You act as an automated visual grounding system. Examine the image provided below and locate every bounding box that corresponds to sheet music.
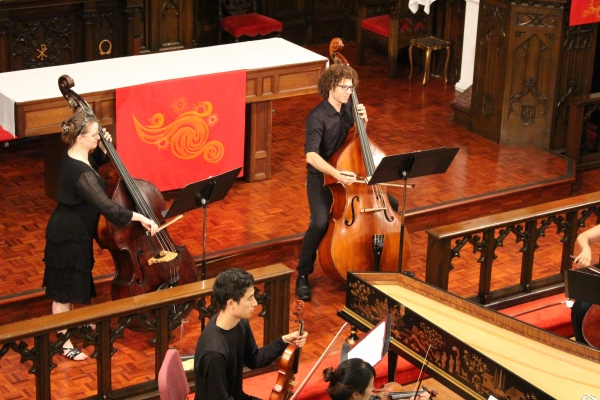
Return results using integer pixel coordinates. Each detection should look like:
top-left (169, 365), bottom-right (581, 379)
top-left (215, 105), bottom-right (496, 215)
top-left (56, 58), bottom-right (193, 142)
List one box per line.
top-left (347, 318), bottom-right (387, 367)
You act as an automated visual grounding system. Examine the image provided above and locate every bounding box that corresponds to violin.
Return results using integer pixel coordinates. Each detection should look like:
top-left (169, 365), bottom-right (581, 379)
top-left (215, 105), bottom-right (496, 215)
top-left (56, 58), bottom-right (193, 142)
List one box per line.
top-left (58, 75), bottom-right (198, 303)
top-left (317, 37), bottom-right (410, 284)
top-left (370, 381), bottom-right (437, 399)
top-left (270, 300), bottom-right (305, 400)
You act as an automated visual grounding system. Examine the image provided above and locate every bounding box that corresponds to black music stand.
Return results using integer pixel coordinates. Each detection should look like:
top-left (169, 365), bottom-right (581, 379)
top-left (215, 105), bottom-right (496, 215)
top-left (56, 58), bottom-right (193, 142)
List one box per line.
top-left (565, 267), bottom-right (600, 305)
top-left (164, 167), bottom-right (242, 280)
top-left (368, 147), bottom-right (459, 272)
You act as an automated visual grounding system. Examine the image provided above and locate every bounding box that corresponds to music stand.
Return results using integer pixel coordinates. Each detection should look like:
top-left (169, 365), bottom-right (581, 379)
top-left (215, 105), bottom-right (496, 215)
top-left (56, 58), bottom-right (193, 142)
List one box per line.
top-left (565, 267), bottom-right (600, 305)
top-left (165, 167), bottom-right (242, 280)
top-left (368, 147), bottom-right (459, 271)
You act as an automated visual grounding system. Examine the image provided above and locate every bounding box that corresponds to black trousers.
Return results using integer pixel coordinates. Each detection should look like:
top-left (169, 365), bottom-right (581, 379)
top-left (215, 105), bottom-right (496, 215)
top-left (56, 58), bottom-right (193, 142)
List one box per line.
top-left (296, 173), bottom-right (399, 276)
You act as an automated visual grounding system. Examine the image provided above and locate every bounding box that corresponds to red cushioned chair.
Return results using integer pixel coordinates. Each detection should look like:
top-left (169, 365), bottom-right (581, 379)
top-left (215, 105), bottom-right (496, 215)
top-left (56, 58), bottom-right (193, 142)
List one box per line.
top-left (218, 0), bottom-right (283, 44)
top-left (356, 0), bottom-right (433, 78)
top-left (158, 349), bottom-right (194, 400)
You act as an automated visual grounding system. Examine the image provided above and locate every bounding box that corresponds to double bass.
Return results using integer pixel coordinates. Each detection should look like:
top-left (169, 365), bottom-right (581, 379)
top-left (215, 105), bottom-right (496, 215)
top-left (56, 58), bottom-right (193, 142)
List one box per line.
top-left (317, 38), bottom-right (410, 284)
top-left (58, 75), bottom-right (198, 301)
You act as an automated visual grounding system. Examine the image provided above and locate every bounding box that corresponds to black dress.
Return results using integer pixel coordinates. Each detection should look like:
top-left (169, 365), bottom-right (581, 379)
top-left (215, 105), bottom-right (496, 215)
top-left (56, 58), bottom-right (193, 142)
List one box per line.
top-left (43, 147), bottom-right (133, 305)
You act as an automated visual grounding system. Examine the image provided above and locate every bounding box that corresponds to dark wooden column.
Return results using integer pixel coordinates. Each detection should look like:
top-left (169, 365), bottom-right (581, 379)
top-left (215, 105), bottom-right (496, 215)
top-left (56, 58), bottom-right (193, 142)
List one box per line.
top-left (470, 0), bottom-right (597, 150)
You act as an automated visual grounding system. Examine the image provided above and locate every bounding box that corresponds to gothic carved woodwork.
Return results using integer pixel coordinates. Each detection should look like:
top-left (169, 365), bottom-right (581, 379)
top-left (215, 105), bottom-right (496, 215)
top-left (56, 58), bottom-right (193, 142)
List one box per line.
top-left (470, 0), bottom-right (597, 150)
top-left (0, 1), bottom-right (141, 72)
top-left (553, 23), bottom-right (598, 150)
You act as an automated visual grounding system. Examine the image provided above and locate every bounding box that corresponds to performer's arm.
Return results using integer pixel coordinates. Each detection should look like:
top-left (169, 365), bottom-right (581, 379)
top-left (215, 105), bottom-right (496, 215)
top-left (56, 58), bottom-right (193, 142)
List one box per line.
top-left (574, 224), bottom-right (600, 266)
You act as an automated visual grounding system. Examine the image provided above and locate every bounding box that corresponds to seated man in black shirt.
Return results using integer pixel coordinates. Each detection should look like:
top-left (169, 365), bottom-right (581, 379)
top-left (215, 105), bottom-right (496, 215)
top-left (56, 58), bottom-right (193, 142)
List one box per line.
top-left (194, 268), bottom-right (307, 400)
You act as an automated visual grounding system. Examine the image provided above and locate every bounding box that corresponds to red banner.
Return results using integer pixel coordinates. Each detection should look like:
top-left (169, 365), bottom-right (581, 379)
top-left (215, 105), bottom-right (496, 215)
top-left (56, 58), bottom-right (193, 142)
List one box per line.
top-left (570, 0), bottom-right (600, 26)
top-left (116, 71), bottom-right (246, 191)
top-left (0, 126), bottom-right (15, 142)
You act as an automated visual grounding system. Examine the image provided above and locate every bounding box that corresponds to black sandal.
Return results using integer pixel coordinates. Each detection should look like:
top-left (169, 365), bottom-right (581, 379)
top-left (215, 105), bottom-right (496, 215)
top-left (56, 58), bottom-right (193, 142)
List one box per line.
top-left (62, 347), bottom-right (85, 361)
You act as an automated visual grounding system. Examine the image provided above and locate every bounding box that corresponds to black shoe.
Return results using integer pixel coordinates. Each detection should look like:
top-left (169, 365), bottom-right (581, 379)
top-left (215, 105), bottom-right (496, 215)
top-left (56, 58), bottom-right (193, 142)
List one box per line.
top-left (295, 275), bottom-right (311, 300)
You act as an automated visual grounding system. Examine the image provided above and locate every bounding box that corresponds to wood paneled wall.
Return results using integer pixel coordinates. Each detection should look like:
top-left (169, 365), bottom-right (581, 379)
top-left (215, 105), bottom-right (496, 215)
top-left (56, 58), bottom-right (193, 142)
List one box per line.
top-left (0, 0), bottom-right (457, 74)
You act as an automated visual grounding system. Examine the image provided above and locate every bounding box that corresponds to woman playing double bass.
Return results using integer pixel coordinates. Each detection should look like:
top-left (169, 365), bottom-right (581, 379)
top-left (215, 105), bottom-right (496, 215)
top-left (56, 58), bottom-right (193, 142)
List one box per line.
top-left (296, 63), bottom-right (399, 301)
top-left (43, 111), bottom-right (158, 361)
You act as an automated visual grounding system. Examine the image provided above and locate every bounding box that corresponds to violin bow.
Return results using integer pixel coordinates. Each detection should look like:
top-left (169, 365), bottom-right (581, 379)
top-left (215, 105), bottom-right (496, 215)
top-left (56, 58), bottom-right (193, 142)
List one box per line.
top-left (289, 322), bottom-right (349, 400)
top-left (410, 344), bottom-right (432, 399)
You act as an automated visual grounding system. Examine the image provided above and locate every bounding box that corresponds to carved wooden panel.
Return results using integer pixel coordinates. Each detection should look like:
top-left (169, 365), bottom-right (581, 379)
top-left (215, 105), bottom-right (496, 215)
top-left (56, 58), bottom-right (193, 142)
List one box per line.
top-left (0, 1), bottom-right (130, 72)
top-left (429, 0), bottom-right (464, 83)
top-left (502, 8), bottom-right (565, 148)
top-left (470, 0), bottom-right (511, 143)
top-left (553, 23), bottom-right (598, 150)
top-left (471, 0), bottom-right (596, 150)
top-left (146, 0), bottom-right (195, 52)
top-left (267, 0), bottom-right (308, 44)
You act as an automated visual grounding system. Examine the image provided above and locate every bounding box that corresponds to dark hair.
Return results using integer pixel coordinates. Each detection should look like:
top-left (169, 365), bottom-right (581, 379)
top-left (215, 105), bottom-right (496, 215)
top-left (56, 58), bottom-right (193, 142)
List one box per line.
top-left (213, 268), bottom-right (255, 309)
top-left (61, 110), bottom-right (98, 146)
top-left (317, 64), bottom-right (359, 100)
top-left (323, 358), bottom-right (375, 400)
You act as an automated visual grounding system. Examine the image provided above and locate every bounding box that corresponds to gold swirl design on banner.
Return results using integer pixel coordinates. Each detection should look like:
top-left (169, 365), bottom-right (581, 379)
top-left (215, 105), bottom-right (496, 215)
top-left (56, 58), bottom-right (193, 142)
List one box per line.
top-left (132, 100), bottom-right (224, 162)
top-left (583, 0), bottom-right (600, 18)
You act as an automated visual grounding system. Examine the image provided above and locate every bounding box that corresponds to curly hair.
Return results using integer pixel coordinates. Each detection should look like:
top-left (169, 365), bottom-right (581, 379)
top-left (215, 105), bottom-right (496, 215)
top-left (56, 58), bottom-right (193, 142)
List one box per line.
top-left (323, 358), bottom-right (375, 400)
top-left (61, 110), bottom-right (98, 146)
top-left (213, 268), bottom-right (255, 310)
top-left (317, 64), bottom-right (359, 100)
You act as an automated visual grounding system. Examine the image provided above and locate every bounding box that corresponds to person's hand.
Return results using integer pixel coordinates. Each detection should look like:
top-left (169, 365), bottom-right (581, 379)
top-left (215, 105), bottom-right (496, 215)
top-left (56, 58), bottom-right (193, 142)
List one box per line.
top-left (282, 331), bottom-right (308, 347)
top-left (336, 170), bottom-right (356, 185)
top-left (574, 247), bottom-right (592, 267)
top-left (140, 217), bottom-right (159, 236)
top-left (100, 128), bottom-right (112, 143)
top-left (356, 103), bottom-right (368, 124)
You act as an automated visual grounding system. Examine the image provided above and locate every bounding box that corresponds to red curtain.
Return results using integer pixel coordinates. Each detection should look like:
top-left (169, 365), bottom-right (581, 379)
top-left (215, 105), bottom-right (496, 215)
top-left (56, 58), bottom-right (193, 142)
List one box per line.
top-left (570, 0), bottom-right (600, 26)
top-left (116, 70), bottom-right (246, 191)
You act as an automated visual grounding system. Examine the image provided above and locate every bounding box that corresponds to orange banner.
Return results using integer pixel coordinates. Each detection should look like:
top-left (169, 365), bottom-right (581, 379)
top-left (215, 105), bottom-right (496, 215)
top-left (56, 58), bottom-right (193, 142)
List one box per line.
top-left (570, 0), bottom-right (600, 26)
top-left (116, 71), bottom-right (246, 191)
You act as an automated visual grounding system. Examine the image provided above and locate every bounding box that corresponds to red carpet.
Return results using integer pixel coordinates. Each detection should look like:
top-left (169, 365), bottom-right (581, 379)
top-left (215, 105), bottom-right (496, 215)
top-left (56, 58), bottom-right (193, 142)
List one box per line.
top-left (244, 354), bottom-right (423, 399)
top-left (499, 293), bottom-right (574, 338)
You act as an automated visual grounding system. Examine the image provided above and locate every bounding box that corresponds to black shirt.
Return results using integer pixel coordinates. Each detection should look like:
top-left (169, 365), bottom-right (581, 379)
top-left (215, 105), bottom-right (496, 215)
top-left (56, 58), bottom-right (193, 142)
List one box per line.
top-left (194, 314), bottom-right (287, 400)
top-left (304, 99), bottom-right (354, 175)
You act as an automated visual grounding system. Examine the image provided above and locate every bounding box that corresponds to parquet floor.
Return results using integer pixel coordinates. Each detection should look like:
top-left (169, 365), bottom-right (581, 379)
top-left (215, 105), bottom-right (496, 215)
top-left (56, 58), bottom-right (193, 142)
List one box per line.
top-left (0, 41), bottom-right (599, 399)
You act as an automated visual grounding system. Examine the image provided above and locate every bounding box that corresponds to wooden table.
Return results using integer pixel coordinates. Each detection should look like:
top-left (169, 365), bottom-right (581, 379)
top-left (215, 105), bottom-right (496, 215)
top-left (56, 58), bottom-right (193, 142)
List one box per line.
top-left (0, 38), bottom-right (327, 195)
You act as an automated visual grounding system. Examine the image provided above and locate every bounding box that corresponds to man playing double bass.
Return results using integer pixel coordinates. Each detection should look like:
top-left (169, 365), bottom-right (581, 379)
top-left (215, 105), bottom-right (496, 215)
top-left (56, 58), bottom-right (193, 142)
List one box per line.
top-left (295, 64), bottom-right (398, 300)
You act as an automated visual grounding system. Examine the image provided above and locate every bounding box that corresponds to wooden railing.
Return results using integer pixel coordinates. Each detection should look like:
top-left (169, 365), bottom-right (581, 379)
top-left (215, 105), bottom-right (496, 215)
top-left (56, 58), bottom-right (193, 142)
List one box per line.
top-left (425, 192), bottom-right (600, 308)
top-left (0, 264), bottom-right (292, 400)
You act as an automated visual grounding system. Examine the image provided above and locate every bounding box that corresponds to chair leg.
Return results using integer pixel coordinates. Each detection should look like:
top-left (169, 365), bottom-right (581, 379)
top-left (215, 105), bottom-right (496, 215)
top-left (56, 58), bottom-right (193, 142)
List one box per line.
top-left (387, 41), bottom-right (399, 79)
top-left (444, 47), bottom-right (451, 84)
top-left (408, 45), bottom-right (414, 82)
top-left (423, 48), bottom-right (432, 85)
